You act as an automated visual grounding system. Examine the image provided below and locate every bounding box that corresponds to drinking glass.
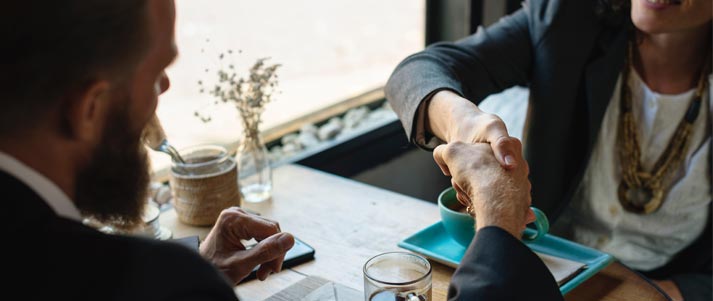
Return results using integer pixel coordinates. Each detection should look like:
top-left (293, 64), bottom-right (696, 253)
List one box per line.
top-left (170, 145), bottom-right (240, 225)
top-left (363, 252), bottom-right (432, 301)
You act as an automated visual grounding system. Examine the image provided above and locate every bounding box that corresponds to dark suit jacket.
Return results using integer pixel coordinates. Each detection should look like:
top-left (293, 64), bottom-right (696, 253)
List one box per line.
top-left (3, 171), bottom-right (238, 301)
top-left (386, 0), bottom-right (711, 300)
top-left (449, 226), bottom-right (563, 300)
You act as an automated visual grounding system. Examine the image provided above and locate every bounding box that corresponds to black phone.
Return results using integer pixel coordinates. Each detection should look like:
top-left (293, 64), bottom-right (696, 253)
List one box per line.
top-left (239, 236), bottom-right (315, 283)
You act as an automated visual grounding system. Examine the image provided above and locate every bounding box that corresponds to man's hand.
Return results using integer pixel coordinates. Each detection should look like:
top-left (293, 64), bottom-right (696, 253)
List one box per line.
top-left (427, 90), bottom-right (522, 170)
top-left (199, 207), bottom-right (295, 284)
top-left (433, 141), bottom-right (534, 238)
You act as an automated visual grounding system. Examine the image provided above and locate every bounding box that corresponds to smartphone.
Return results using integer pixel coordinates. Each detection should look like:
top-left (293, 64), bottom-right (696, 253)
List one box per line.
top-left (239, 236), bottom-right (315, 283)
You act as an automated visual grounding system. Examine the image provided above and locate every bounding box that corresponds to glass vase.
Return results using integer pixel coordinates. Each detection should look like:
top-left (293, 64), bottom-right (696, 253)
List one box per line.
top-left (236, 132), bottom-right (272, 203)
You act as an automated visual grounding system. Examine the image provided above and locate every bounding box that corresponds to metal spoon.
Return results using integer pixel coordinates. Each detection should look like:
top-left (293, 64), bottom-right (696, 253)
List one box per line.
top-left (143, 115), bottom-right (186, 164)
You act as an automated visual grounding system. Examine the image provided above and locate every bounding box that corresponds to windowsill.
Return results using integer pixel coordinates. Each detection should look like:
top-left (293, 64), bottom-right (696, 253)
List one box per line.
top-left (272, 108), bottom-right (398, 168)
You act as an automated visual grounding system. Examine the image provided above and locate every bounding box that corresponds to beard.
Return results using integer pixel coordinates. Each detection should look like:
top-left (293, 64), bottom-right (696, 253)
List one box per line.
top-left (74, 97), bottom-right (150, 231)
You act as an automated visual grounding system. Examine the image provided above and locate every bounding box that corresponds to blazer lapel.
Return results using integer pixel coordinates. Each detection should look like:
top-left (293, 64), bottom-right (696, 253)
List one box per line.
top-left (583, 28), bottom-right (629, 148)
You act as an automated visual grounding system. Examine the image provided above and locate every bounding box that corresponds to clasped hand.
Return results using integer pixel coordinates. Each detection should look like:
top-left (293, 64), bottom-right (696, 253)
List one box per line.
top-left (428, 90), bottom-right (535, 237)
top-left (433, 141), bottom-right (535, 238)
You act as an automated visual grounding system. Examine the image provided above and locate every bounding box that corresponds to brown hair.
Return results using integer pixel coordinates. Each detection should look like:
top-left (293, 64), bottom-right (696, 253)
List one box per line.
top-left (0, 0), bottom-right (149, 137)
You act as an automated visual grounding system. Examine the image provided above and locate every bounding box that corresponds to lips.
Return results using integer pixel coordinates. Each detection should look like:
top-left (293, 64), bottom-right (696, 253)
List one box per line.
top-left (643, 0), bottom-right (682, 9)
top-left (645, 0), bottom-right (682, 5)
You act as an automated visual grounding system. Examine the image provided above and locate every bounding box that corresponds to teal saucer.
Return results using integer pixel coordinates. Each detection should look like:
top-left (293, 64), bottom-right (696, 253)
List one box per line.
top-left (398, 222), bottom-right (614, 295)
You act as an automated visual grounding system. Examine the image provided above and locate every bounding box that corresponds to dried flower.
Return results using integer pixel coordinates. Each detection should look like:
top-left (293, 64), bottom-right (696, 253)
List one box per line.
top-left (196, 52), bottom-right (281, 138)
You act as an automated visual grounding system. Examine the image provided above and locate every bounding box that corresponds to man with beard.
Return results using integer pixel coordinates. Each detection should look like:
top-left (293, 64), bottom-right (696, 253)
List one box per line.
top-left (0, 0), bottom-right (571, 300)
top-left (2, 0), bottom-right (294, 300)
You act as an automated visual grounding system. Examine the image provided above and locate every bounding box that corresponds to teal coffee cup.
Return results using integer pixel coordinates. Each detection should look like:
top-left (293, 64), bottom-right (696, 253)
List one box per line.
top-left (438, 187), bottom-right (549, 247)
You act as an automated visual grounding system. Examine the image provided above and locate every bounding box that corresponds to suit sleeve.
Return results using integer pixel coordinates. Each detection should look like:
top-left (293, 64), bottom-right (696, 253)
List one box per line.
top-left (447, 226), bottom-right (563, 301)
top-left (385, 4), bottom-right (535, 144)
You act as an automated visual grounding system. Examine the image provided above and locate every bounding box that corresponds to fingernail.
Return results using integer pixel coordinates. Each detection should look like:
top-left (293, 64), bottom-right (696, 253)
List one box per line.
top-left (278, 234), bottom-right (294, 250)
top-left (504, 155), bottom-right (515, 166)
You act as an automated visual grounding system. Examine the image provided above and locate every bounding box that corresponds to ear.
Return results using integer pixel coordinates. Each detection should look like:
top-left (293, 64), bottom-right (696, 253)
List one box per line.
top-left (66, 80), bottom-right (111, 142)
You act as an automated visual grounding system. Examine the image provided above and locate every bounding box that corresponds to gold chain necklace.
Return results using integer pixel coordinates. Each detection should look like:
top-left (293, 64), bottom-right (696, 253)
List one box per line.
top-left (616, 41), bottom-right (710, 214)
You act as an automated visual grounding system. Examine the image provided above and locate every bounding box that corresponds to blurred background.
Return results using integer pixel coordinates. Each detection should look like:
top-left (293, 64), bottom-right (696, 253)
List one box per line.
top-left (157, 0), bottom-right (424, 150)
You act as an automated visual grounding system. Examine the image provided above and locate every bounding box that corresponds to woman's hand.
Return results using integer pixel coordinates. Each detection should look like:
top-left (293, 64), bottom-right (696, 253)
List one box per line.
top-left (427, 90), bottom-right (523, 170)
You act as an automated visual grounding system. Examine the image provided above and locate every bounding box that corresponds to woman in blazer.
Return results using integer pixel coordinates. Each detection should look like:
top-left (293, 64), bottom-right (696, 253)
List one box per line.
top-left (386, 0), bottom-right (712, 300)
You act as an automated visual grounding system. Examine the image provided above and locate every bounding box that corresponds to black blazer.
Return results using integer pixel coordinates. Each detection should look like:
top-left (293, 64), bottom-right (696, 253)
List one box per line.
top-left (3, 171), bottom-right (238, 301)
top-left (385, 0), bottom-right (711, 299)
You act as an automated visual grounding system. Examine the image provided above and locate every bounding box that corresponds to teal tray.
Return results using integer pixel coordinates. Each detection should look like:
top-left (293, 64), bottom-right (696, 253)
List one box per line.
top-left (398, 222), bottom-right (614, 295)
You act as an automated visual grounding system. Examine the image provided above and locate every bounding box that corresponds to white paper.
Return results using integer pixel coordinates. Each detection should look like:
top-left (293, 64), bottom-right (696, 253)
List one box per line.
top-left (536, 252), bottom-right (587, 285)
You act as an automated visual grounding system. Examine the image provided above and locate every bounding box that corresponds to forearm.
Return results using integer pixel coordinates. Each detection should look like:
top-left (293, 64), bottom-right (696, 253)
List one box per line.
top-left (426, 90), bottom-right (484, 143)
top-left (386, 8), bottom-right (532, 145)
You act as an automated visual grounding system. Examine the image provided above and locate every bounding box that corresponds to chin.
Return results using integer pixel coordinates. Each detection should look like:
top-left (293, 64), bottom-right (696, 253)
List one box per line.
top-left (631, 0), bottom-right (674, 34)
top-left (632, 17), bottom-right (670, 34)
top-left (631, 0), bottom-right (712, 34)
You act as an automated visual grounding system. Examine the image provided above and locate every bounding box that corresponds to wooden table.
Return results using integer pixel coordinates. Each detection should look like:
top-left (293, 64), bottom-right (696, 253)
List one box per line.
top-left (160, 164), bottom-right (669, 301)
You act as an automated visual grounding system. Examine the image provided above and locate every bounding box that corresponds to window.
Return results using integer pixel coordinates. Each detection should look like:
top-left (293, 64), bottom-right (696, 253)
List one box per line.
top-left (151, 0), bottom-right (425, 175)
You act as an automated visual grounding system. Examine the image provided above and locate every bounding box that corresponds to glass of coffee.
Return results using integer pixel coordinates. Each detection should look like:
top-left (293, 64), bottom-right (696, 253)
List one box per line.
top-left (170, 145), bottom-right (240, 226)
top-left (363, 252), bottom-right (432, 301)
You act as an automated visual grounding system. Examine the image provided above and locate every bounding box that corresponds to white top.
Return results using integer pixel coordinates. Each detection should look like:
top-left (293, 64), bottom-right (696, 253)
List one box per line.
top-left (552, 69), bottom-right (712, 271)
top-left (0, 151), bottom-right (82, 222)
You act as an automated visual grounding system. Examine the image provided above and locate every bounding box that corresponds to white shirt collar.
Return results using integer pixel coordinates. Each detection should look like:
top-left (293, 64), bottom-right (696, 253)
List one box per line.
top-left (0, 151), bottom-right (82, 222)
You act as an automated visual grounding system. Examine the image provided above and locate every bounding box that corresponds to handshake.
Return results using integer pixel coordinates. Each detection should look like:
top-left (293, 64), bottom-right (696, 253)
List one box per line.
top-left (197, 140), bottom-right (535, 286)
top-left (433, 140), bottom-right (535, 239)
